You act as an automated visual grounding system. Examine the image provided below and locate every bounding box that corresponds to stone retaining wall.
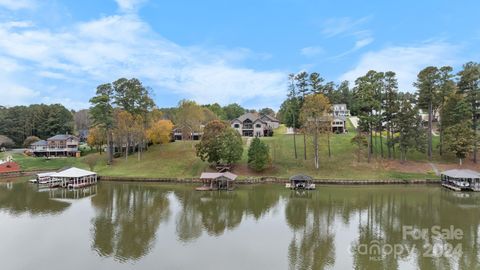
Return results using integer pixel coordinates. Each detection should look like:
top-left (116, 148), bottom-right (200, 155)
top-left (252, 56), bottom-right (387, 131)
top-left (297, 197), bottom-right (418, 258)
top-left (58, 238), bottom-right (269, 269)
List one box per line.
top-left (99, 176), bottom-right (440, 185)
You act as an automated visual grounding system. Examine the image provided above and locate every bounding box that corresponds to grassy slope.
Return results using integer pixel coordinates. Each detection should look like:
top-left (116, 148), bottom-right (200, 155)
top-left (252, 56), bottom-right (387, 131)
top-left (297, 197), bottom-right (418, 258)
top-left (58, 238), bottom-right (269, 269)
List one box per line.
top-left (259, 121), bottom-right (437, 180)
top-left (3, 120), bottom-right (447, 180)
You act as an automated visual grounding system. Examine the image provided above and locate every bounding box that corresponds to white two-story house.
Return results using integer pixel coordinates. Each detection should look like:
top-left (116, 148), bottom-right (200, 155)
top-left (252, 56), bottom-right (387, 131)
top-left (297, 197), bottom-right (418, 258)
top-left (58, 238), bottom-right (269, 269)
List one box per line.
top-left (331, 104), bottom-right (350, 133)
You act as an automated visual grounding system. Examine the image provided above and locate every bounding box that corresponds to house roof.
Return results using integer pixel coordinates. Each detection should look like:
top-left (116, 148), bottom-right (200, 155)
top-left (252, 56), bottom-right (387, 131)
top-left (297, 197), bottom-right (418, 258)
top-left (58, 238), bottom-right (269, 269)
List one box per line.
top-left (260, 114), bottom-right (279, 122)
top-left (48, 134), bottom-right (78, 141)
top-left (52, 167), bottom-right (96, 178)
top-left (233, 113), bottom-right (278, 124)
top-left (200, 172), bottom-right (237, 181)
top-left (37, 172), bottom-right (57, 178)
top-left (31, 140), bottom-right (47, 146)
top-left (235, 112), bottom-right (259, 122)
top-left (442, 169), bottom-right (480, 179)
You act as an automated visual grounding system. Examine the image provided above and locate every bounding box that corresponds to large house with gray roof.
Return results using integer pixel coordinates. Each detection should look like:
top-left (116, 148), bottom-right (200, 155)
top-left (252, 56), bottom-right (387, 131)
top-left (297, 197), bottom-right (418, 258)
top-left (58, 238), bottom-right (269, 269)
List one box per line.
top-left (30, 134), bottom-right (80, 157)
top-left (231, 113), bottom-right (279, 137)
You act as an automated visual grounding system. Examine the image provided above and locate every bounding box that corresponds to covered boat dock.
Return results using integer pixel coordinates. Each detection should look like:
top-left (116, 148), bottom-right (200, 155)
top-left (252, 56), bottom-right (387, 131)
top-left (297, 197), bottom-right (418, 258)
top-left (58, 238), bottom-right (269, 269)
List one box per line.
top-left (441, 169), bottom-right (480, 191)
top-left (197, 172), bottom-right (237, 191)
top-left (32, 167), bottom-right (98, 189)
top-left (286, 175), bottom-right (316, 190)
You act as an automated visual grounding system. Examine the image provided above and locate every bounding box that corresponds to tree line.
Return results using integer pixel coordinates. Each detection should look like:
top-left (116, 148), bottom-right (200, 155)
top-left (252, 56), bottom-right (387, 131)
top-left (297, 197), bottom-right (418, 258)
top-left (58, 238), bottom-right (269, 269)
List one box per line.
top-left (0, 104), bottom-right (74, 147)
top-left (279, 62), bottom-right (480, 165)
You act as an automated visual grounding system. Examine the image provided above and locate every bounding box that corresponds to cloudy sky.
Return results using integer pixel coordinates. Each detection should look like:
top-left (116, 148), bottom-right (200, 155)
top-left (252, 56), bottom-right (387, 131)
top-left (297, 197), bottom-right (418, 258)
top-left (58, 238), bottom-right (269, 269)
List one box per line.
top-left (0, 0), bottom-right (479, 110)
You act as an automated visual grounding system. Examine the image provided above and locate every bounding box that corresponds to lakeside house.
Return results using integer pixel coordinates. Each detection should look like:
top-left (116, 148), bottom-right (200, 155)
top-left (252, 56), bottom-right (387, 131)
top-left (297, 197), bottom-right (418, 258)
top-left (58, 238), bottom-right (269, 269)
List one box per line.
top-left (231, 113), bottom-right (279, 137)
top-left (196, 172), bottom-right (237, 191)
top-left (173, 125), bottom-right (203, 141)
top-left (331, 104), bottom-right (350, 133)
top-left (30, 134), bottom-right (80, 158)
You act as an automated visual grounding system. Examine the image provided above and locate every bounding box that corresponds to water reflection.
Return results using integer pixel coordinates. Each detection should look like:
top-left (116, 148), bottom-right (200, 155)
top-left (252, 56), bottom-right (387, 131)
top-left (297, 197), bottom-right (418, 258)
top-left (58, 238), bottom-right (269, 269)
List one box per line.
top-left (1, 182), bottom-right (480, 269)
top-left (174, 185), bottom-right (281, 242)
top-left (90, 183), bottom-right (171, 262)
top-left (286, 191), bottom-right (336, 270)
top-left (0, 181), bottom-right (70, 215)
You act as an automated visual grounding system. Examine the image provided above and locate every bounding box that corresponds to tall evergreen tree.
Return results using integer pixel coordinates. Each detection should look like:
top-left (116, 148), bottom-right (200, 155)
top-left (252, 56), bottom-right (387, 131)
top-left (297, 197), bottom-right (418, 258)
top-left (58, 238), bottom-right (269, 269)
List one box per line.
top-left (90, 83), bottom-right (115, 165)
top-left (415, 66), bottom-right (440, 160)
top-left (247, 137), bottom-right (270, 172)
top-left (436, 66), bottom-right (455, 156)
top-left (457, 62), bottom-right (480, 163)
top-left (295, 71), bottom-right (310, 160)
top-left (354, 70), bottom-right (382, 162)
top-left (395, 98), bottom-right (426, 162)
top-left (383, 71), bottom-right (399, 159)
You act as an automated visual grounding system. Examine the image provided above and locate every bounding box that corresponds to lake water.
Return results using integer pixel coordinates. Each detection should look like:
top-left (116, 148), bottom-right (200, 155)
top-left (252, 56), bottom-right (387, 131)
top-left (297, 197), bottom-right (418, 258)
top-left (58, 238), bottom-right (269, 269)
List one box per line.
top-left (1, 181), bottom-right (479, 270)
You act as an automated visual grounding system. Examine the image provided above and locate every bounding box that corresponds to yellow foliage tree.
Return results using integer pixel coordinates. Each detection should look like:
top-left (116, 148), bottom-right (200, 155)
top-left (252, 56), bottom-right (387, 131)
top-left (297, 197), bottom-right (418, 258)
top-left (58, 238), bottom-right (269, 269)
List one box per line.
top-left (147, 120), bottom-right (174, 145)
top-left (87, 127), bottom-right (106, 153)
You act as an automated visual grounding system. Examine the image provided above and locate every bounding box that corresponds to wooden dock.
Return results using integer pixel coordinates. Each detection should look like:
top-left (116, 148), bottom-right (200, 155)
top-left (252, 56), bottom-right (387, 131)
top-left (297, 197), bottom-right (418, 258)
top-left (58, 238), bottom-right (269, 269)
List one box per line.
top-left (442, 183), bottom-right (462, 192)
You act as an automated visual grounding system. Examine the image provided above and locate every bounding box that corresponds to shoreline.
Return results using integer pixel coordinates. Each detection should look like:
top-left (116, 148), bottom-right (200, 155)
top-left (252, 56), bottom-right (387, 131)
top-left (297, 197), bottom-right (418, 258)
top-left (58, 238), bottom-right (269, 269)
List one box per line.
top-left (98, 176), bottom-right (440, 185)
top-left (0, 171), bottom-right (440, 185)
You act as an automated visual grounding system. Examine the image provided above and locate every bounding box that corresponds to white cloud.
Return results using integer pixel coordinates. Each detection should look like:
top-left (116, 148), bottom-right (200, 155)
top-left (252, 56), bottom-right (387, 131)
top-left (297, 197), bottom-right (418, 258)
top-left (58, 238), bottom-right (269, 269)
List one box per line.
top-left (0, 14), bottom-right (286, 109)
top-left (0, 0), bottom-right (35, 10)
top-left (321, 16), bottom-right (371, 37)
top-left (0, 84), bottom-right (38, 105)
top-left (340, 42), bottom-right (460, 91)
top-left (301, 46), bottom-right (324, 57)
top-left (321, 17), bottom-right (374, 58)
top-left (354, 37), bottom-right (374, 50)
top-left (115, 0), bottom-right (146, 12)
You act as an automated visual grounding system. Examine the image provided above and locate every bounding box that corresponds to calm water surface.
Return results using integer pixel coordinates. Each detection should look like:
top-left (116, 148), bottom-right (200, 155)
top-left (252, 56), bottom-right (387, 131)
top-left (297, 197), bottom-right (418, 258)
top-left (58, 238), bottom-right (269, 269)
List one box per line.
top-left (0, 181), bottom-right (479, 270)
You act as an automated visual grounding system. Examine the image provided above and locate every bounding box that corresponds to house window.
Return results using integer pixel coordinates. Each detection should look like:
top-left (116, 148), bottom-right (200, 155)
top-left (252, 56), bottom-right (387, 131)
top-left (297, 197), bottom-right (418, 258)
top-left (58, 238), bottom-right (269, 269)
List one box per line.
top-left (255, 124), bottom-right (261, 128)
top-left (243, 119), bottom-right (253, 129)
top-left (234, 124), bottom-right (240, 128)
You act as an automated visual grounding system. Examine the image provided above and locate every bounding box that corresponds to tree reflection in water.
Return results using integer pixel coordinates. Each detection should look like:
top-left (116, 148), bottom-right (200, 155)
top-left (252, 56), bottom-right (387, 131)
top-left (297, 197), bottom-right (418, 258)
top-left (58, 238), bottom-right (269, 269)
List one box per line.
top-left (174, 184), bottom-right (281, 242)
top-left (90, 183), bottom-right (171, 262)
top-left (0, 182), bottom-right (70, 216)
top-left (281, 186), bottom-right (480, 270)
top-left (286, 191), bottom-right (336, 270)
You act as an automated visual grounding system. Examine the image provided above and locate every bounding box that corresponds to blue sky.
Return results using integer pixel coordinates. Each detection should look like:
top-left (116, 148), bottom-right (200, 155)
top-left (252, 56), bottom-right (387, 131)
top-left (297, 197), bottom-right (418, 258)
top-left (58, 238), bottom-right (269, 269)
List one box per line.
top-left (0, 0), bottom-right (479, 110)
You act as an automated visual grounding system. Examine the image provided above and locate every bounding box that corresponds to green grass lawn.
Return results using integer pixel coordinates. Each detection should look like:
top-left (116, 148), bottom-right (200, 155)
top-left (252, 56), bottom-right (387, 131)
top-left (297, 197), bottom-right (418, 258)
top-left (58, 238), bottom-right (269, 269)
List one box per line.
top-left (259, 120), bottom-right (437, 180)
top-left (3, 120), bottom-right (447, 180)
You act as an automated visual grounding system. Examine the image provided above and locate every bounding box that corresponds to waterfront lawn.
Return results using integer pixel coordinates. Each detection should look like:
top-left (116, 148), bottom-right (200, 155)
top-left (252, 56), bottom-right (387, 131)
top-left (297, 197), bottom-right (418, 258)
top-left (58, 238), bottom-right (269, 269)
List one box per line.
top-left (258, 120), bottom-right (437, 180)
top-left (94, 141), bottom-right (209, 178)
top-left (4, 120), bottom-right (446, 180)
top-left (7, 153), bottom-right (88, 171)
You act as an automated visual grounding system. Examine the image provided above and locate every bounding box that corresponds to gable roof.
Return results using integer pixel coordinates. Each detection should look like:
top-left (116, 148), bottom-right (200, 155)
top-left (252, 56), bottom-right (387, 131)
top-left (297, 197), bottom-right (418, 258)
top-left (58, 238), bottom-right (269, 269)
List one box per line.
top-left (53, 167), bottom-right (96, 178)
top-left (235, 112), bottom-right (259, 122)
top-left (233, 113), bottom-right (278, 124)
top-left (289, 174), bottom-right (313, 181)
top-left (48, 134), bottom-right (78, 141)
top-left (31, 140), bottom-right (47, 146)
top-left (260, 114), bottom-right (279, 122)
top-left (200, 172), bottom-right (237, 181)
top-left (442, 169), bottom-right (480, 179)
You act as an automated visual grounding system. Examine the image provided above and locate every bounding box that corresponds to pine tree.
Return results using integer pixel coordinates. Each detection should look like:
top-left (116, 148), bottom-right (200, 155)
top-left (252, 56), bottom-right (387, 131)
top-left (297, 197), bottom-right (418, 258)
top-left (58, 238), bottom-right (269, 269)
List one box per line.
top-left (247, 137), bottom-right (270, 171)
top-left (457, 62), bottom-right (480, 163)
top-left (436, 66), bottom-right (455, 156)
top-left (295, 71), bottom-right (310, 160)
top-left (395, 98), bottom-right (426, 162)
top-left (415, 66), bottom-right (440, 160)
top-left (383, 71), bottom-right (399, 159)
